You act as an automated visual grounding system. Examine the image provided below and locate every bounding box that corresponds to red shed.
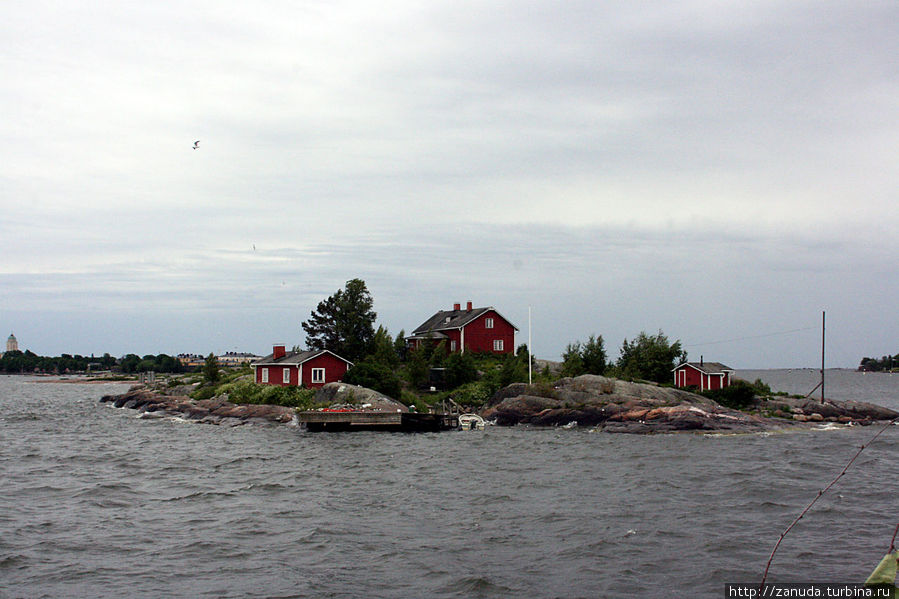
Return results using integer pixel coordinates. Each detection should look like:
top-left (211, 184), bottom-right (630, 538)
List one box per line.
top-left (253, 344), bottom-right (353, 388)
top-left (406, 301), bottom-right (518, 354)
top-left (673, 360), bottom-right (734, 391)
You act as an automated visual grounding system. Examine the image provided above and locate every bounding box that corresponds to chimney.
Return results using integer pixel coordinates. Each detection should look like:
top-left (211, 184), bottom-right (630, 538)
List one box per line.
top-left (273, 344), bottom-right (286, 359)
top-left (453, 303), bottom-right (461, 311)
top-left (466, 301), bottom-right (473, 312)
top-left (700, 355), bottom-right (703, 367)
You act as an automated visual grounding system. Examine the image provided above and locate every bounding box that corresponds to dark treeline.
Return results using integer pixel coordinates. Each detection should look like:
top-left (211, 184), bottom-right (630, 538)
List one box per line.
top-left (858, 354), bottom-right (898, 372)
top-left (0, 350), bottom-right (185, 375)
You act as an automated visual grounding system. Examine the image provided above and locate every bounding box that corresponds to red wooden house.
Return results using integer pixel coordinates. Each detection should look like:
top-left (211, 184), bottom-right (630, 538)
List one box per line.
top-left (253, 344), bottom-right (353, 388)
top-left (673, 359), bottom-right (734, 391)
top-left (406, 302), bottom-right (518, 354)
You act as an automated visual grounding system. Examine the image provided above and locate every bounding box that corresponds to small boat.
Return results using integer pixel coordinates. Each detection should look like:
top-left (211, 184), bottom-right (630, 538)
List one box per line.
top-left (459, 413), bottom-right (486, 431)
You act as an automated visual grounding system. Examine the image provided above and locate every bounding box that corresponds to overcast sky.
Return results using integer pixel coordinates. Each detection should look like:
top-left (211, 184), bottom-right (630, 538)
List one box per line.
top-left (1, 1), bottom-right (896, 368)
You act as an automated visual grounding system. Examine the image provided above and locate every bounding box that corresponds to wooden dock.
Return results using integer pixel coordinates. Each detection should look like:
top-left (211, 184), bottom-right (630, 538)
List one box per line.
top-left (298, 410), bottom-right (459, 432)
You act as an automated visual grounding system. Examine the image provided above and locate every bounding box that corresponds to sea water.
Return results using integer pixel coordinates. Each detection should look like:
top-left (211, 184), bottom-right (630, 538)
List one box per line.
top-left (1, 372), bottom-right (898, 599)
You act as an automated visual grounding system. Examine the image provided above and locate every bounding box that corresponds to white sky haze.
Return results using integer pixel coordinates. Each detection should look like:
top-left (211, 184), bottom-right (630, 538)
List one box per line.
top-left (2, 1), bottom-right (897, 368)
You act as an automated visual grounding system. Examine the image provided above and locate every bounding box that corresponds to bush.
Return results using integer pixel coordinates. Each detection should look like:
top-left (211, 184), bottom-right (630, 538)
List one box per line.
top-left (449, 381), bottom-right (495, 407)
top-left (404, 348), bottom-right (430, 389)
top-left (486, 353), bottom-right (528, 388)
top-left (187, 378), bottom-right (317, 409)
top-left (444, 352), bottom-right (478, 388)
top-left (191, 386), bottom-right (217, 400)
top-left (343, 361), bottom-right (402, 399)
top-left (227, 381), bottom-right (316, 408)
top-left (702, 380), bottom-right (758, 410)
top-left (616, 330), bottom-right (686, 383)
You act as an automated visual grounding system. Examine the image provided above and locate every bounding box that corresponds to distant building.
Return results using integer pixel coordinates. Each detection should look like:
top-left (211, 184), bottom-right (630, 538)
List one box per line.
top-left (673, 359), bottom-right (734, 391)
top-left (178, 352), bottom-right (263, 369)
top-left (253, 344), bottom-right (352, 388)
top-left (406, 301), bottom-right (518, 354)
top-left (217, 351), bottom-right (262, 366)
top-left (6, 333), bottom-right (18, 353)
top-left (176, 354), bottom-right (206, 368)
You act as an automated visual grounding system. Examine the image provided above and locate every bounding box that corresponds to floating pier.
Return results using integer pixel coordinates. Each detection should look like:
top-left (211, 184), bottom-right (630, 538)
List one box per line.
top-left (297, 410), bottom-right (459, 432)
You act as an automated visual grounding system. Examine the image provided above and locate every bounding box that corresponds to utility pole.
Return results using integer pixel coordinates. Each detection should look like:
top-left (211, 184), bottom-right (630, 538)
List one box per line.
top-left (821, 311), bottom-right (826, 404)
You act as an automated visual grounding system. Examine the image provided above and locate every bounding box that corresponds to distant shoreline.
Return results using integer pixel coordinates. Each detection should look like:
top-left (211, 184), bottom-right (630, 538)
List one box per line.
top-left (11, 375), bottom-right (137, 385)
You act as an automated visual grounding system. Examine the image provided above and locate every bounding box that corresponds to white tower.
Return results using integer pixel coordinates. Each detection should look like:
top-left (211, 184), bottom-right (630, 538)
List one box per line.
top-left (7, 333), bottom-right (18, 353)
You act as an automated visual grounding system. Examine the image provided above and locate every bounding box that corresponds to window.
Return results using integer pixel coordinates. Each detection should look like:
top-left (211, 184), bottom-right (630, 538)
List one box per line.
top-left (485, 317), bottom-right (494, 329)
top-left (261, 368), bottom-right (269, 383)
top-left (450, 340), bottom-right (457, 352)
top-left (493, 339), bottom-right (503, 351)
top-left (283, 368), bottom-right (290, 384)
top-left (312, 368), bottom-right (325, 383)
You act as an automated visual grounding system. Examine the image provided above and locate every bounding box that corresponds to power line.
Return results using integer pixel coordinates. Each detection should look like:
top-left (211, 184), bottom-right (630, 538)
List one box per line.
top-left (685, 326), bottom-right (817, 348)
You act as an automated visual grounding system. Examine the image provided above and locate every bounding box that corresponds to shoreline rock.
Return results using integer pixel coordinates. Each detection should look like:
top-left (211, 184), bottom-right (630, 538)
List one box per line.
top-left (99, 381), bottom-right (409, 427)
top-left (480, 375), bottom-right (899, 433)
top-left (100, 386), bottom-right (296, 426)
top-left (101, 376), bottom-right (899, 434)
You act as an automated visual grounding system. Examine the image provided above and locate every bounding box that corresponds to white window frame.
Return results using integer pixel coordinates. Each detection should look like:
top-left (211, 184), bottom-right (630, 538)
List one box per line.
top-left (485, 317), bottom-right (494, 329)
top-left (261, 368), bottom-right (269, 383)
top-left (450, 340), bottom-right (457, 352)
top-left (493, 339), bottom-right (503, 351)
top-left (311, 368), bottom-right (325, 383)
top-left (283, 368), bottom-right (290, 384)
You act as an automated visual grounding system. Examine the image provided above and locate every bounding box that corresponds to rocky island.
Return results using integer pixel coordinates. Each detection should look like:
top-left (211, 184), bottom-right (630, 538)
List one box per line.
top-left (481, 375), bottom-right (898, 433)
top-left (100, 381), bottom-right (409, 427)
top-left (100, 374), bottom-right (898, 434)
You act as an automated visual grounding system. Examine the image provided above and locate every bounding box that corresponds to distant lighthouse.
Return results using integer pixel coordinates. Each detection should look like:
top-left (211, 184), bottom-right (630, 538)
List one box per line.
top-left (7, 333), bottom-right (18, 353)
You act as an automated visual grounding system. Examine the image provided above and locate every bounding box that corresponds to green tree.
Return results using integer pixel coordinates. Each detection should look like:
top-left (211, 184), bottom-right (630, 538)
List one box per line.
top-left (367, 325), bottom-right (399, 369)
top-left (0, 350), bottom-right (25, 373)
top-left (154, 354), bottom-right (184, 373)
top-left (562, 335), bottom-right (607, 377)
top-left (616, 330), bottom-right (686, 384)
top-left (561, 341), bottom-right (585, 377)
top-left (343, 361), bottom-right (402, 399)
top-left (302, 278), bottom-right (377, 362)
top-left (203, 353), bottom-right (220, 384)
top-left (118, 354), bottom-right (141, 374)
top-left (581, 335), bottom-right (607, 375)
top-left (100, 353), bottom-right (116, 369)
top-left (444, 351), bottom-right (478, 388)
top-left (394, 329), bottom-right (406, 362)
top-left (496, 353), bottom-right (528, 387)
top-left (429, 340), bottom-right (447, 367)
top-left (405, 347), bottom-right (430, 389)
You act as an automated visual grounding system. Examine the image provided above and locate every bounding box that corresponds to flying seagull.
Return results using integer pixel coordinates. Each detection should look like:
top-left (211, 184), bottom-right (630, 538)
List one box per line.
top-left (192, 140), bottom-right (200, 150)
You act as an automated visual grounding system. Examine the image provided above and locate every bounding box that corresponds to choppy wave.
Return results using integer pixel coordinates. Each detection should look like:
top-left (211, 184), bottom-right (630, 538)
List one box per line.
top-left (1, 376), bottom-right (898, 598)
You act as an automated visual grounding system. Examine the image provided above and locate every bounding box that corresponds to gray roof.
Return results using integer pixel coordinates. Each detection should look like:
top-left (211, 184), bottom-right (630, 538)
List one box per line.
top-left (405, 331), bottom-right (449, 341)
top-left (410, 306), bottom-right (518, 336)
top-left (253, 349), bottom-right (352, 367)
top-left (673, 361), bottom-right (734, 374)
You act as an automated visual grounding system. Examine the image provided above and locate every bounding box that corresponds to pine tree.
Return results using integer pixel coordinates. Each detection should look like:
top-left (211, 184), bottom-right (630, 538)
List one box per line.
top-left (301, 279), bottom-right (377, 362)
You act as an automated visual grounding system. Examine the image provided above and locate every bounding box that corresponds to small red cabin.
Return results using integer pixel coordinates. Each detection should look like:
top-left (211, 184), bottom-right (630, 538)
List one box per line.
top-left (406, 301), bottom-right (518, 354)
top-left (673, 360), bottom-right (734, 391)
top-left (253, 345), bottom-right (353, 388)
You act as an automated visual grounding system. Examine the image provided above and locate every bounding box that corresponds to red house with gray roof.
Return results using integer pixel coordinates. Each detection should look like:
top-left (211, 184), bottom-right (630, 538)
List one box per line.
top-left (406, 301), bottom-right (518, 354)
top-left (672, 359), bottom-right (734, 391)
top-left (253, 344), bottom-right (353, 388)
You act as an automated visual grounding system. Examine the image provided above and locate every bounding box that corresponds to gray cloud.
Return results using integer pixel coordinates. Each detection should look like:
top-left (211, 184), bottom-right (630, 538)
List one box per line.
top-left (1, 1), bottom-right (896, 367)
